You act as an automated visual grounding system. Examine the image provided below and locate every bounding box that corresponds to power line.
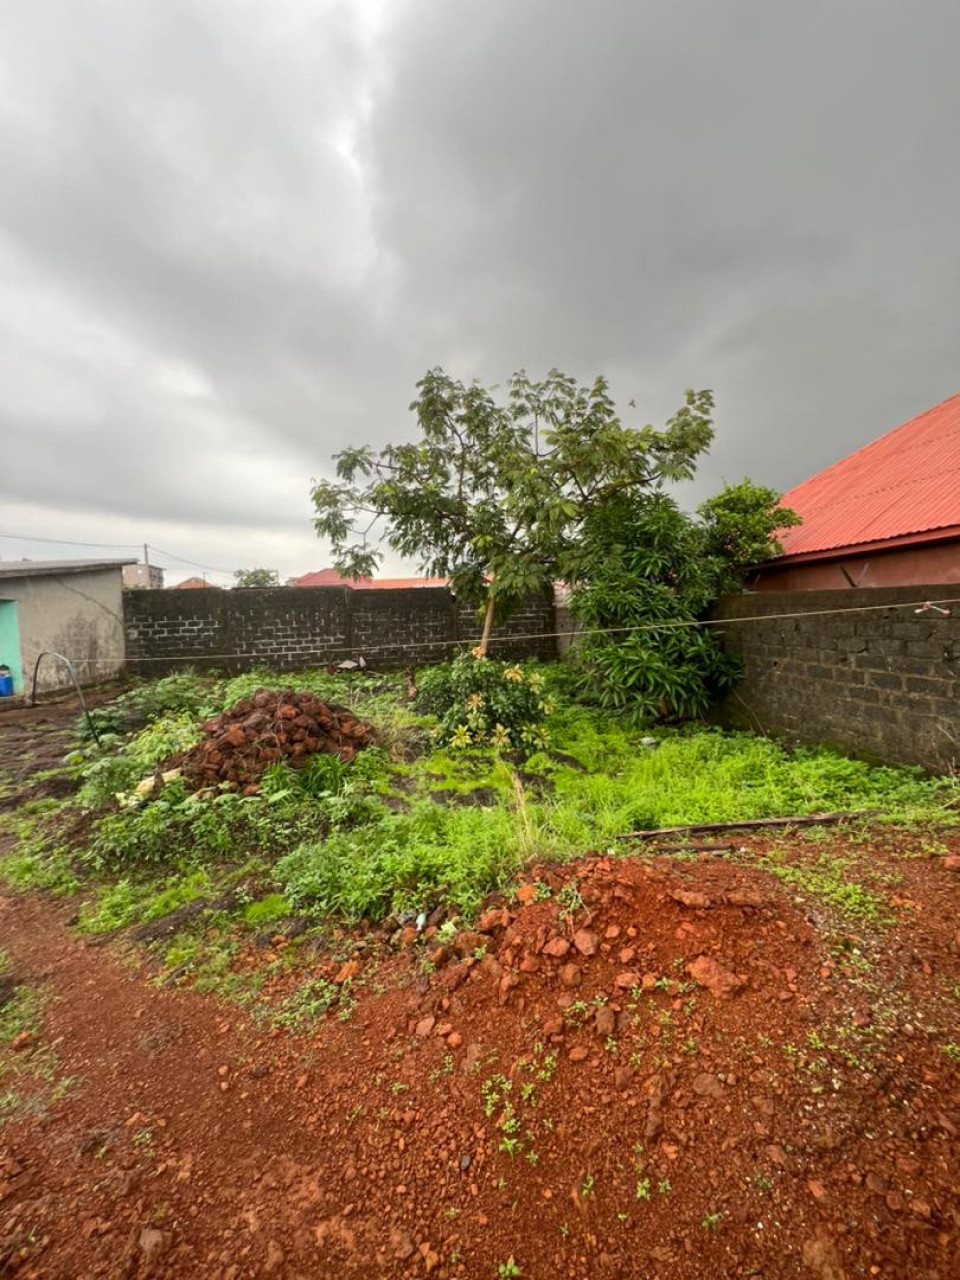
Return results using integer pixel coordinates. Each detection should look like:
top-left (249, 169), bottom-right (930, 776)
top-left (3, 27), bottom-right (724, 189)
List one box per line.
top-left (146, 545), bottom-right (235, 578)
top-left (0, 528), bottom-right (236, 578)
top-left (0, 529), bottom-right (140, 550)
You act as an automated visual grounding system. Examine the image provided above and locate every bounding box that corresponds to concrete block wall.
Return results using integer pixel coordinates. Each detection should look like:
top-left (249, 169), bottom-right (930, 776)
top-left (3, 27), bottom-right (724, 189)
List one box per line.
top-left (123, 586), bottom-right (557, 675)
top-left (125, 579), bottom-right (960, 771)
top-left (711, 585), bottom-right (960, 771)
top-left (457, 595), bottom-right (557, 660)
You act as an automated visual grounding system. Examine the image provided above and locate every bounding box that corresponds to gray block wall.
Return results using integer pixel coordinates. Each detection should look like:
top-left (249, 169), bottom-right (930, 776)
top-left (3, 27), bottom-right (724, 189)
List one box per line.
top-left (123, 586), bottom-right (556, 674)
top-left (711, 585), bottom-right (960, 771)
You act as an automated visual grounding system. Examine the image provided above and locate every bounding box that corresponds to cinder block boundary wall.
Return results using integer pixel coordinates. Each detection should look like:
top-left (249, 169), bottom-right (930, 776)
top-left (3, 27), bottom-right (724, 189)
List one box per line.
top-left (123, 586), bottom-right (556, 674)
top-left (711, 584), bottom-right (960, 771)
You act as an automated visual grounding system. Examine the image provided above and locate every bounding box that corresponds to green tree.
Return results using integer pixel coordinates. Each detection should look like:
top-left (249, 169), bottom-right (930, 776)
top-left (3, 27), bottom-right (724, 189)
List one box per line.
top-left (569, 481), bottom-right (799, 719)
top-left (233, 568), bottom-right (280, 588)
top-left (697, 480), bottom-right (802, 595)
top-left (311, 368), bottom-right (714, 652)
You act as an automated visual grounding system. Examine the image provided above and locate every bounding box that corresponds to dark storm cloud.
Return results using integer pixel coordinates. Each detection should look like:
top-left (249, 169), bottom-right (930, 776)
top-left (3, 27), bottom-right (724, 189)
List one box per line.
top-left (368, 0), bottom-right (960, 497)
top-left (1, 0), bottom-right (958, 574)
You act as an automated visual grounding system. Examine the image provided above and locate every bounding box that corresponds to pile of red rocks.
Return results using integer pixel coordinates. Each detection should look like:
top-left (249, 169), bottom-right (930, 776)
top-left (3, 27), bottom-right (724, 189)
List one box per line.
top-left (175, 689), bottom-right (380, 792)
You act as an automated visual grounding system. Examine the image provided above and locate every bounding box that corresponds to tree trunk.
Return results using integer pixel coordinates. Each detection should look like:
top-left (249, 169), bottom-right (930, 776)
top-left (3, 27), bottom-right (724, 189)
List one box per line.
top-left (477, 589), bottom-right (496, 656)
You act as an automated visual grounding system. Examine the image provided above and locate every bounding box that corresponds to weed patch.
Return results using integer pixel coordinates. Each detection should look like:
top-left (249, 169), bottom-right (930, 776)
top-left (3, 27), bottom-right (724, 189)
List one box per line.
top-left (277, 800), bottom-right (529, 919)
top-left (7, 666), bottom-right (956, 946)
top-left (0, 980), bottom-right (74, 1128)
top-left (272, 977), bottom-right (352, 1029)
top-left (761, 850), bottom-right (890, 922)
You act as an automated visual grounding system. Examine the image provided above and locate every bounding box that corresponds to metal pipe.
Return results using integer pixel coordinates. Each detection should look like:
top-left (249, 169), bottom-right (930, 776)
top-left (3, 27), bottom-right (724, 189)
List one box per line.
top-left (28, 651), bottom-right (102, 746)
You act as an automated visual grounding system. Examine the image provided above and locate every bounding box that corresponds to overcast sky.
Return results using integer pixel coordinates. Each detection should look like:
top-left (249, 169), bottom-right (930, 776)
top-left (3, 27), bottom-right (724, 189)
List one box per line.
top-left (1, 0), bottom-right (958, 584)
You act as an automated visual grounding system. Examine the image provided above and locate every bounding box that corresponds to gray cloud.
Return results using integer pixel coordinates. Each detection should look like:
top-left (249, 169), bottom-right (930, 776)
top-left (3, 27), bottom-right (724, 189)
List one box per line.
top-left (1, 0), bottom-right (958, 579)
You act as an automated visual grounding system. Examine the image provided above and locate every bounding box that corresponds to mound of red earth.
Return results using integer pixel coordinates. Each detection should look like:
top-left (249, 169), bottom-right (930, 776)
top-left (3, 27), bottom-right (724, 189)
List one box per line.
top-left (185, 845), bottom-right (953, 1280)
top-left (175, 689), bottom-right (380, 791)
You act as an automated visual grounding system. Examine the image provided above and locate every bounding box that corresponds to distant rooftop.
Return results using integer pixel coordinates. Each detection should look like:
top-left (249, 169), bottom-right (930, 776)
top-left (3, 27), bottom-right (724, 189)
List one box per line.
top-left (173, 576), bottom-right (222, 590)
top-left (0, 558), bottom-right (134, 580)
top-left (288, 568), bottom-right (449, 590)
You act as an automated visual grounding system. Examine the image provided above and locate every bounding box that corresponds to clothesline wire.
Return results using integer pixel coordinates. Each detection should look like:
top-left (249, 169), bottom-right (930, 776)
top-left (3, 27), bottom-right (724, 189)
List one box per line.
top-left (15, 593), bottom-right (957, 667)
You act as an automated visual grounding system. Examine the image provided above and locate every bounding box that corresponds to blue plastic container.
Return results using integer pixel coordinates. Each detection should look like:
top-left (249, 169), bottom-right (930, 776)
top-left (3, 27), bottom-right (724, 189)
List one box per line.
top-left (0, 666), bottom-right (13, 698)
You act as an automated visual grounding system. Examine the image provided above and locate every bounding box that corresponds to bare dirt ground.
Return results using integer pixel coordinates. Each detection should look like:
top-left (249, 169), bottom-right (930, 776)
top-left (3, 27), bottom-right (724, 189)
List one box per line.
top-left (1, 704), bottom-right (958, 1280)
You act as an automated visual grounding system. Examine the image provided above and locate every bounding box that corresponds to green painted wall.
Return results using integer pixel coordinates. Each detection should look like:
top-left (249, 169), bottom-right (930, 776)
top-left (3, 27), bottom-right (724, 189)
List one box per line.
top-left (0, 599), bottom-right (24, 694)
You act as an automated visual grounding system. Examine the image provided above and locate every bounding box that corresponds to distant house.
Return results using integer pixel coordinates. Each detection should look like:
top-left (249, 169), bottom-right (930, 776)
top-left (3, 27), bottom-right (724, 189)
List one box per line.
top-left (173, 576), bottom-right (221, 590)
top-left (288, 568), bottom-right (449, 590)
top-left (754, 393), bottom-right (960, 590)
top-left (122, 562), bottom-right (164, 590)
top-left (0, 559), bottom-right (131, 697)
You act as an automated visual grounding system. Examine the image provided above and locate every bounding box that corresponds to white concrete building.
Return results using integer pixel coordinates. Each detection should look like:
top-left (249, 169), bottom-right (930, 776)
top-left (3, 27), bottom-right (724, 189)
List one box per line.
top-left (0, 559), bottom-right (131, 696)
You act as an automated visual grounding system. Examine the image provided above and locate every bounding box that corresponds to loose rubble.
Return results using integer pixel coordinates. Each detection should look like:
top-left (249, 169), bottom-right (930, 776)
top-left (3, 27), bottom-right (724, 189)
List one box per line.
top-left (174, 688), bottom-right (380, 791)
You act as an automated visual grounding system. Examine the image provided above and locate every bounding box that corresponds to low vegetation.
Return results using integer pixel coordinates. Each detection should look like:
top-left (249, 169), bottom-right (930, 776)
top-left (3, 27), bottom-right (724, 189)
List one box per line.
top-left (1, 662), bottom-right (956, 957)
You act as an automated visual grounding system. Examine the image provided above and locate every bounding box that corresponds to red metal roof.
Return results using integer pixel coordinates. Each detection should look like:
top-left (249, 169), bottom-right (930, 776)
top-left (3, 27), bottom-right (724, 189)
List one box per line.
top-left (288, 568), bottom-right (367, 588)
top-left (774, 393), bottom-right (960, 561)
top-left (288, 568), bottom-right (448, 589)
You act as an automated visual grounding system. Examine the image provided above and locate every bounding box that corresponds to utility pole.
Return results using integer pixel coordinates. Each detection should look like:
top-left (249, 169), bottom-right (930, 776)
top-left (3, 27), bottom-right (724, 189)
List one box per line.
top-left (143, 543), bottom-right (150, 589)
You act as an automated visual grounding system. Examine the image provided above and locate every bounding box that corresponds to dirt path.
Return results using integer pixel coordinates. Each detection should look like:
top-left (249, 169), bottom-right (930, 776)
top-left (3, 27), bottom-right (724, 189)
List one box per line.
top-left (1, 893), bottom-right (354, 1278)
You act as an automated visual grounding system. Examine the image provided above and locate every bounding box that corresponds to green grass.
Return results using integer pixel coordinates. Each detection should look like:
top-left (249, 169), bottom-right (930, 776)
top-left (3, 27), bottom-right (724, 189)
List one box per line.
top-left (530, 714), bottom-right (950, 836)
top-left (156, 928), bottom-right (260, 1002)
top-left (0, 983), bottom-right (42, 1046)
top-left (276, 715), bottom-right (953, 920)
top-left (277, 798), bottom-right (530, 920)
top-left (0, 845), bottom-right (80, 896)
top-left (4, 666), bottom-right (957, 943)
top-left (242, 894), bottom-right (290, 927)
top-left (0, 798), bottom-right (82, 896)
top-left (76, 870), bottom-right (214, 933)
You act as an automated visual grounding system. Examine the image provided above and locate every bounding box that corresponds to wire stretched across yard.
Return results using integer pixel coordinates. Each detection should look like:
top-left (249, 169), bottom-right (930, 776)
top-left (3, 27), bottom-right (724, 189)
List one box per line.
top-left (15, 593), bottom-right (960, 669)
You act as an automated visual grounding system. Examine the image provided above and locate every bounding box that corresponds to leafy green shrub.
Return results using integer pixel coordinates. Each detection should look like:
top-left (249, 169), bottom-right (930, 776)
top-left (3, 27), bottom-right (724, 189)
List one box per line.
top-left (126, 712), bottom-right (203, 772)
top-left (119, 671), bottom-right (213, 723)
top-left (86, 786), bottom-right (333, 871)
top-left (259, 756), bottom-right (380, 829)
top-left (77, 755), bottom-right (141, 809)
top-left (75, 712), bottom-right (202, 809)
top-left (77, 706), bottom-right (128, 741)
top-left (417, 654), bottom-right (553, 751)
top-left (76, 671), bottom-right (213, 742)
top-left (569, 485), bottom-right (796, 721)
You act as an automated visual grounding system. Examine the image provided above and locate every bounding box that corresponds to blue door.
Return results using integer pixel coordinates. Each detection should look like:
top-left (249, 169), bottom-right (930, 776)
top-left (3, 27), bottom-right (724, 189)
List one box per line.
top-left (0, 599), bottom-right (23, 695)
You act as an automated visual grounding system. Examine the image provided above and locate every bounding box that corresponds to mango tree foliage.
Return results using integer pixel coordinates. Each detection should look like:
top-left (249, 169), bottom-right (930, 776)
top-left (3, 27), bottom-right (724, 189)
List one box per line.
top-left (311, 368), bottom-right (715, 650)
top-left (570, 481), bottom-right (800, 719)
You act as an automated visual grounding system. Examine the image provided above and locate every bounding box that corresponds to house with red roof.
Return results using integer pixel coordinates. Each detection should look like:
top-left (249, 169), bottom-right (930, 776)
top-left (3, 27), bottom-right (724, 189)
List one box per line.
top-left (754, 393), bottom-right (960, 590)
top-left (287, 569), bottom-right (448, 590)
top-left (173, 576), bottom-right (221, 590)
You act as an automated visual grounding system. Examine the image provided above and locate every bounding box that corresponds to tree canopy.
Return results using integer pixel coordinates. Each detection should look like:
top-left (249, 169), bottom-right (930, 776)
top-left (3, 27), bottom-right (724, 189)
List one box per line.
top-left (312, 367), bottom-right (716, 649)
top-left (233, 567), bottom-right (280, 588)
